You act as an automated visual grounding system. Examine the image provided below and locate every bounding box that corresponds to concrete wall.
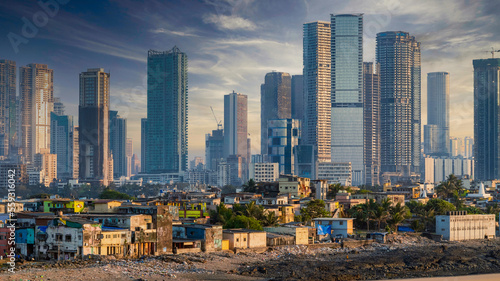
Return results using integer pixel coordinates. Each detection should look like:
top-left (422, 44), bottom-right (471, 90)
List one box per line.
top-left (436, 214), bottom-right (496, 241)
top-left (247, 232), bottom-right (266, 248)
top-left (223, 232), bottom-right (248, 249)
top-left (263, 227), bottom-right (309, 245)
top-left (156, 206), bottom-right (173, 254)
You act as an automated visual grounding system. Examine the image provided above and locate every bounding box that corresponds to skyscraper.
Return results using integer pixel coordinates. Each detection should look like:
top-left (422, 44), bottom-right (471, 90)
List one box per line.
top-left (464, 136), bottom-right (474, 159)
top-left (145, 47), bottom-right (188, 173)
top-left (78, 68), bottom-right (111, 185)
top-left (363, 62), bottom-right (381, 186)
top-left (141, 118), bottom-right (147, 173)
top-left (205, 128), bottom-right (224, 171)
top-left (0, 59), bottom-right (16, 157)
top-left (109, 110), bottom-right (127, 178)
top-left (260, 72), bottom-right (291, 155)
top-left (473, 58), bottom-right (500, 181)
top-left (126, 138), bottom-right (133, 177)
top-left (331, 14), bottom-right (364, 185)
top-left (50, 112), bottom-right (74, 180)
top-left (376, 31), bottom-right (421, 177)
top-left (267, 119), bottom-right (301, 175)
top-left (291, 75), bottom-right (304, 122)
top-left (53, 97), bottom-right (65, 115)
top-left (424, 72), bottom-right (450, 156)
top-left (20, 63), bottom-right (54, 163)
top-left (224, 91), bottom-right (248, 159)
top-left (303, 21), bottom-right (331, 163)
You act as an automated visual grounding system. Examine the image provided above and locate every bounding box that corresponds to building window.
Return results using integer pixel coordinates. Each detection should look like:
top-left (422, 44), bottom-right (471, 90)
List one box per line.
top-left (339, 221), bottom-right (344, 225)
top-left (236, 238), bottom-right (239, 242)
top-left (56, 234), bottom-right (63, 241)
top-left (65, 235), bottom-right (71, 242)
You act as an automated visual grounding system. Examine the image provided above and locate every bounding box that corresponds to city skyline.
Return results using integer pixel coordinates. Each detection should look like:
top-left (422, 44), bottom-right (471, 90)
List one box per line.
top-left (1, 0), bottom-right (499, 160)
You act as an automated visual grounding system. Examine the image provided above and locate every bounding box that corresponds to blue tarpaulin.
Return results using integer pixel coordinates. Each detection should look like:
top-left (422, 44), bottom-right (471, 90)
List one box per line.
top-left (317, 225), bottom-right (332, 235)
top-left (398, 226), bottom-right (415, 232)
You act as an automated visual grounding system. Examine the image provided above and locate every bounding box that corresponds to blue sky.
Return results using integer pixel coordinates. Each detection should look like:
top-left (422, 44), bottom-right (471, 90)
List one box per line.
top-left (1, 0), bottom-right (499, 160)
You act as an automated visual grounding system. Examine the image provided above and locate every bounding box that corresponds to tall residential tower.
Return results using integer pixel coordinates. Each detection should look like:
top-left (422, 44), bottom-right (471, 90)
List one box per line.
top-left (303, 21), bottom-right (331, 163)
top-left (20, 63), bottom-right (54, 163)
top-left (144, 47), bottom-right (188, 173)
top-left (474, 58), bottom-right (500, 181)
top-left (376, 31), bottom-right (421, 178)
top-left (78, 68), bottom-right (111, 185)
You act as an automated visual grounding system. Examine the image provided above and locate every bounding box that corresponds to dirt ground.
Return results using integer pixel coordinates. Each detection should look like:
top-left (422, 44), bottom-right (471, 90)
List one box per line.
top-left (2, 235), bottom-right (500, 281)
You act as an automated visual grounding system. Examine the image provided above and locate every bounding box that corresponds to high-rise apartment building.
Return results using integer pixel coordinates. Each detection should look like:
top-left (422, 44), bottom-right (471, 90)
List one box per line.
top-left (109, 110), bottom-right (127, 178)
top-left (267, 119), bottom-right (301, 175)
top-left (449, 137), bottom-right (463, 157)
top-left (50, 112), bottom-right (74, 180)
top-left (205, 128), bottom-right (224, 171)
top-left (363, 62), bottom-right (381, 186)
top-left (79, 68), bottom-right (111, 185)
top-left (224, 91), bottom-right (248, 159)
top-left (473, 58), bottom-right (500, 181)
top-left (303, 21), bottom-right (331, 163)
top-left (424, 72), bottom-right (450, 156)
top-left (291, 75), bottom-right (304, 122)
top-left (464, 137), bottom-right (474, 159)
top-left (141, 118), bottom-right (147, 172)
top-left (331, 14), bottom-right (364, 186)
top-left (0, 59), bottom-right (16, 157)
top-left (144, 47), bottom-right (188, 173)
top-left (376, 31), bottom-right (421, 177)
top-left (126, 138), bottom-right (133, 177)
top-left (20, 63), bottom-right (54, 163)
top-left (53, 97), bottom-right (65, 115)
top-left (260, 72), bottom-right (291, 155)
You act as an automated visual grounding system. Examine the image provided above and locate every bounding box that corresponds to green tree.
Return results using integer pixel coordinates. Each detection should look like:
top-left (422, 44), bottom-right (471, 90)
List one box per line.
top-left (387, 203), bottom-right (411, 233)
top-left (99, 188), bottom-right (135, 200)
top-left (226, 215), bottom-right (263, 230)
top-left (300, 199), bottom-right (330, 222)
top-left (242, 179), bottom-right (257, 193)
top-left (262, 211), bottom-right (279, 227)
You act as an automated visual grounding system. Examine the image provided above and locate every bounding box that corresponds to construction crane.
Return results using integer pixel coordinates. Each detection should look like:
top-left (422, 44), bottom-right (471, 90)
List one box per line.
top-left (484, 47), bottom-right (500, 58)
top-left (210, 106), bottom-right (222, 130)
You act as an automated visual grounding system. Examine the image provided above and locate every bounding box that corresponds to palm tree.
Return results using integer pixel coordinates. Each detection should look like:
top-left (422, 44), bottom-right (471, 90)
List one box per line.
top-left (388, 203), bottom-right (410, 233)
top-left (263, 211), bottom-right (279, 226)
top-left (365, 199), bottom-right (379, 231)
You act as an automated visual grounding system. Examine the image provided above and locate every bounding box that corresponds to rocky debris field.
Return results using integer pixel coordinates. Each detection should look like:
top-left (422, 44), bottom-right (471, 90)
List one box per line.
top-left (2, 235), bottom-right (500, 281)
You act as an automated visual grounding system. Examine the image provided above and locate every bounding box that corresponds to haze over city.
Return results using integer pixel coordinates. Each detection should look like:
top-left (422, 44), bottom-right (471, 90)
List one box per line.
top-left (1, 0), bottom-right (498, 159)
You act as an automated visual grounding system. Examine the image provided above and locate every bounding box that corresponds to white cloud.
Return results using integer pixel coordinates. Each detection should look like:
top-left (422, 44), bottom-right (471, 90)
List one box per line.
top-left (150, 28), bottom-right (200, 37)
top-left (203, 14), bottom-right (257, 31)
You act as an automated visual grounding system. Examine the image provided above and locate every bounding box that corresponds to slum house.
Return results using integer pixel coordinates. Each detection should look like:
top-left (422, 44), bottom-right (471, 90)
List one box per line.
top-left (36, 217), bottom-right (102, 260)
top-left (263, 226), bottom-right (309, 245)
top-left (77, 213), bottom-right (156, 257)
top-left (172, 223), bottom-right (223, 253)
top-left (222, 229), bottom-right (267, 250)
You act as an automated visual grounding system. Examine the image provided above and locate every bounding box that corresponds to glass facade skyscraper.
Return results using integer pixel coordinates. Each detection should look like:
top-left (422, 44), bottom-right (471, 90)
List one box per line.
top-left (473, 58), bottom-right (500, 181)
top-left (425, 72), bottom-right (450, 156)
top-left (145, 47), bottom-right (188, 173)
top-left (109, 110), bottom-right (127, 178)
top-left (303, 21), bottom-right (331, 163)
top-left (376, 31), bottom-right (421, 177)
top-left (50, 112), bottom-right (74, 180)
top-left (260, 72), bottom-right (291, 155)
top-left (267, 118), bottom-right (301, 175)
top-left (0, 59), bottom-right (16, 157)
top-left (331, 14), bottom-right (364, 186)
top-left (291, 75), bottom-right (304, 122)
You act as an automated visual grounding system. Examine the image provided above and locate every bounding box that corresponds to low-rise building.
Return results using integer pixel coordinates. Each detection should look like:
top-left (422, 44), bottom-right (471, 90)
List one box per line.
top-left (278, 175), bottom-right (311, 197)
top-left (263, 226), bottom-right (309, 245)
top-left (312, 218), bottom-right (354, 238)
top-left (223, 229), bottom-right (266, 250)
top-left (436, 211), bottom-right (495, 241)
